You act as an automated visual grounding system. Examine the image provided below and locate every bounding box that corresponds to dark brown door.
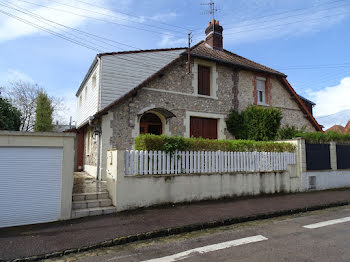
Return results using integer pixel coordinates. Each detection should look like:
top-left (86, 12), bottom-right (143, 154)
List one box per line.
top-left (190, 117), bottom-right (217, 139)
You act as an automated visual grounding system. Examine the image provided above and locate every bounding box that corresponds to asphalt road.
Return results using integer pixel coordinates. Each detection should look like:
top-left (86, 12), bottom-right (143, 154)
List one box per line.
top-left (44, 206), bottom-right (350, 262)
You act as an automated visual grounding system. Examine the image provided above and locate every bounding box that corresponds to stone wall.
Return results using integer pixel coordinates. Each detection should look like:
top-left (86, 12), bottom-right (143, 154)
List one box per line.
top-left (108, 57), bottom-right (317, 149)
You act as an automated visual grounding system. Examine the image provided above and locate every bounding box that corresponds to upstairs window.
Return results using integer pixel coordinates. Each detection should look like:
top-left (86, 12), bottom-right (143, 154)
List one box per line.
top-left (92, 74), bottom-right (96, 89)
top-left (198, 65), bottom-right (210, 96)
top-left (256, 77), bottom-right (266, 105)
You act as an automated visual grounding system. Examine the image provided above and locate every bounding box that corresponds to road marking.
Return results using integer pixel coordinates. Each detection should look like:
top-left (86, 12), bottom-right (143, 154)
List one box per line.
top-left (303, 216), bottom-right (350, 229)
top-left (141, 235), bottom-right (268, 262)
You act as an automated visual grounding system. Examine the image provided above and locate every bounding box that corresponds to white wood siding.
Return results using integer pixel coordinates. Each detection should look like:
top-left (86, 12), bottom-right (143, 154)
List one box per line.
top-left (100, 49), bottom-right (185, 109)
top-left (76, 63), bottom-right (100, 127)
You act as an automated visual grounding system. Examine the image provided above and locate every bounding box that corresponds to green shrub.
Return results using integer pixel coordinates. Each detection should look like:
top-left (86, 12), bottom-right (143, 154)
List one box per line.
top-left (278, 125), bottom-right (306, 140)
top-left (225, 105), bottom-right (282, 141)
top-left (295, 131), bottom-right (350, 143)
top-left (135, 134), bottom-right (296, 153)
top-left (225, 109), bottom-right (245, 139)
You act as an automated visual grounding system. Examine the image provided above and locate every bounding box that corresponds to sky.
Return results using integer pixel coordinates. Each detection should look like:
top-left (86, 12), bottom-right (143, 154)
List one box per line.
top-left (0, 0), bottom-right (349, 125)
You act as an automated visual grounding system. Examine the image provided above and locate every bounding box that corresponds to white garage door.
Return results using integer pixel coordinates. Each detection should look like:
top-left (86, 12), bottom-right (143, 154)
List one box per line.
top-left (0, 147), bottom-right (63, 228)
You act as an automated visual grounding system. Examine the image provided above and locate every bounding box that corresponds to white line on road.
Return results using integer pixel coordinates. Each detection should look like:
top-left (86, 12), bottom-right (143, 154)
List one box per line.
top-left (303, 216), bottom-right (350, 229)
top-left (141, 235), bottom-right (268, 262)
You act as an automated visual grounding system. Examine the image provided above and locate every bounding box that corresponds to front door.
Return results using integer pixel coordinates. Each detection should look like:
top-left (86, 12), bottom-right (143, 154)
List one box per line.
top-left (190, 117), bottom-right (218, 139)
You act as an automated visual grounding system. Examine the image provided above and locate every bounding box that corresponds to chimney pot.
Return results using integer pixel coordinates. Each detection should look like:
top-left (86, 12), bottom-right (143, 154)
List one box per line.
top-left (205, 19), bottom-right (223, 50)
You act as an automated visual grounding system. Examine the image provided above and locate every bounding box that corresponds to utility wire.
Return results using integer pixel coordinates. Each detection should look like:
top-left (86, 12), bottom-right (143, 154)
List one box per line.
top-left (223, 2), bottom-right (350, 33)
top-left (224, 10), bottom-right (350, 36)
top-left (0, 1), bottom-right (184, 67)
top-left (15, 0), bottom-right (186, 37)
top-left (0, 6), bottom-right (185, 69)
top-left (0, 8), bottom-right (102, 52)
top-left (192, 0), bottom-right (348, 32)
top-left (72, 0), bottom-right (191, 31)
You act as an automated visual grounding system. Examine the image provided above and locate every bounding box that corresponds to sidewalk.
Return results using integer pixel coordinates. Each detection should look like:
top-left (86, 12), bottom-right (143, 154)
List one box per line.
top-left (2, 189), bottom-right (350, 261)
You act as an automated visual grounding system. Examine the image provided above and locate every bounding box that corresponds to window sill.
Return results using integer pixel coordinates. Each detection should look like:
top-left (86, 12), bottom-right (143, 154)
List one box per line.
top-left (196, 94), bottom-right (218, 100)
top-left (257, 103), bottom-right (270, 107)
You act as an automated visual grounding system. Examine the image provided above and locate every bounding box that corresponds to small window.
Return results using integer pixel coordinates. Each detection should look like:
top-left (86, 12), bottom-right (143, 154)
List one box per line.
top-left (256, 78), bottom-right (266, 105)
top-left (79, 95), bottom-right (82, 106)
top-left (92, 74), bottom-right (96, 89)
top-left (198, 65), bottom-right (210, 96)
top-left (85, 86), bottom-right (88, 99)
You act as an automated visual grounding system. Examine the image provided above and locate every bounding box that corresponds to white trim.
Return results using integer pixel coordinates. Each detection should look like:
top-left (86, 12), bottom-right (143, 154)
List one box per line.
top-left (192, 58), bottom-right (218, 99)
top-left (184, 111), bottom-right (227, 139)
top-left (256, 76), bottom-right (266, 81)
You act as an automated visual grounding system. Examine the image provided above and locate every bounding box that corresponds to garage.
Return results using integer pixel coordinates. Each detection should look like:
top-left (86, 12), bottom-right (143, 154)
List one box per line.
top-left (0, 147), bottom-right (63, 228)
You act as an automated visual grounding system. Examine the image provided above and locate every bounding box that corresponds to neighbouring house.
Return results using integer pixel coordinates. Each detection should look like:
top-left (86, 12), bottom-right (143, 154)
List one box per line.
top-left (326, 120), bottom-right (350, 134)
top-left (75, 19), bottom-right (322, 179)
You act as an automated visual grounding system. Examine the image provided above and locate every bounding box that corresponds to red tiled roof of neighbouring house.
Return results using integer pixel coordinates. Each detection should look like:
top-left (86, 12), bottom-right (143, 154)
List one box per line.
top-left (326, 125), bottom-right (346, 133)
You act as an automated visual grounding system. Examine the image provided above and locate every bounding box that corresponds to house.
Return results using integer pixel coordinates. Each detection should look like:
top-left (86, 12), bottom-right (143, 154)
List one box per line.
top-left (326, 120), bottom-right (350, 134)
top-left (75, 19), bottom-right (322, 180)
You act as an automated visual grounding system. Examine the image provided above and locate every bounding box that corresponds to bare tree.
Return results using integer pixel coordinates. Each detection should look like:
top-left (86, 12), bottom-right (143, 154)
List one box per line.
top-left (5, 80), bottom-right (65, 131)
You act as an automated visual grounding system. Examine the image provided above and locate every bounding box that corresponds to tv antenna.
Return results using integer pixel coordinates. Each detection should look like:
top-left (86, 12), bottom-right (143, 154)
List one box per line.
top-left (201, 0), bottom-right (220, 20)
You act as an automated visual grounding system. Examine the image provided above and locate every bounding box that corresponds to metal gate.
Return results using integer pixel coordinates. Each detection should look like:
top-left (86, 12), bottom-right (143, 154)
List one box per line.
top-left (306, 143), bottom-right (331, 171)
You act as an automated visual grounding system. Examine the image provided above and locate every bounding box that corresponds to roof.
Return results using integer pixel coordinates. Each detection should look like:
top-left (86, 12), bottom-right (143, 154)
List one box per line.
top-left (326, 125), bottom-right (346, 133)
top-left (76, 40), bottom-right (322, 131)
top-left (298, 95), bottom-right (316, 106)
top-left (189, 41), bottom-right (286, 76)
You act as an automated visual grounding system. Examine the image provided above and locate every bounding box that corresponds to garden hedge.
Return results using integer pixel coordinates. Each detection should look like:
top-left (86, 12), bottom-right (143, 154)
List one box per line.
top-left (135, 134), bottom-right (296, 153)
top-left (295, 131), bottom-right (350, 143)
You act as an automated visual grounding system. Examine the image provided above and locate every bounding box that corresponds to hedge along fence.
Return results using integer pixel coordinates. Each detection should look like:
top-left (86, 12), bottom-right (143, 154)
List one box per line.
top-left (295, 131), bottom-right (350, 143)
top-left (135, 134), bottom-right (296, 153)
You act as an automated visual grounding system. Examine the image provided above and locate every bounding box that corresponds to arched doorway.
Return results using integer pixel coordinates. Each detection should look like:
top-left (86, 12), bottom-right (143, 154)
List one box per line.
top-left (140, 113), bottom-right (163, 135)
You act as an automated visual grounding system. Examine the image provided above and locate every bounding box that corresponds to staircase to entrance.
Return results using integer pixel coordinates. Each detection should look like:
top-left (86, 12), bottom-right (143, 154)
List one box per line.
top-left (72, 172), bottom-right (116, 218)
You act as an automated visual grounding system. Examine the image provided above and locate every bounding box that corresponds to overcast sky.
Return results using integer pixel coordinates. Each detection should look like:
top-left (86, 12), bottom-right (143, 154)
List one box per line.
top-left (0, 0), bottom-right (349, 124)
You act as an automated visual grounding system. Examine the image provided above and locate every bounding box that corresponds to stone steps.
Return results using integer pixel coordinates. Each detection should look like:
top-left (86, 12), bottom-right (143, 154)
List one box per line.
top-left (72, 199), bottom-right (112, 209)
top-left (72, 206), bottom-right (117, 218)
top-left (71, 191), bottom-right (116, 218)
top-left (72, 192), bottom-right (109, 201)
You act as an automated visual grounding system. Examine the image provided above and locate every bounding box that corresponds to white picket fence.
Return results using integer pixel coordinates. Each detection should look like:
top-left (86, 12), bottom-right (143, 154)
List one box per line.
top-left (125, 150), bottom-right (296, 176)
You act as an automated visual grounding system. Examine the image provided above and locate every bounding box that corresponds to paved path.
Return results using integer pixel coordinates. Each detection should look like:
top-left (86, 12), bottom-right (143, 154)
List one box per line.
top-left (45, 205), bottom-right (350, 262)
top-left (1, 189), bottom-right (350, 261)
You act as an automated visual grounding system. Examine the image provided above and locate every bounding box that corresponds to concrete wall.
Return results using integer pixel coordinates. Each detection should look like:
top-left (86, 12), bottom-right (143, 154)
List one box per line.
top-left (107, 150), bottom-right (300, 211)
top-left (0, 131), bottom-right (75, 222)
top-left (297, 139), bottom-right (350, 191)
top-left (301, 171), bottom-right (350, 190)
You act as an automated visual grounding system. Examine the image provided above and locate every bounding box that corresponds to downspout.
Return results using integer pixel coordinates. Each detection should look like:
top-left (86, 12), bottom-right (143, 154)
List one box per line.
top-left (89, 116), bottom-right (102, 180)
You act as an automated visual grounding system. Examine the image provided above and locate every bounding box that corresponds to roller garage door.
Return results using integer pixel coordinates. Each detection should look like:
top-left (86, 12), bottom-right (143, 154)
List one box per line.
top-left (0, 147), bottom-right (63, 228)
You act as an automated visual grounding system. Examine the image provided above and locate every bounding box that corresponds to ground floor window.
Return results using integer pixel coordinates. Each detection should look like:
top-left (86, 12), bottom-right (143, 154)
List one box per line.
top-left (190, 117), bottom-right (218, 139)
top-left (140, 113), bottom-right (163, 135)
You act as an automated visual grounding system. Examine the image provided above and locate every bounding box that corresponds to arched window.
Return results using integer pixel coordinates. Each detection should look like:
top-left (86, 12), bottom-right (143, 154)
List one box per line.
top-left (140, 113), bottom-right (162, 135)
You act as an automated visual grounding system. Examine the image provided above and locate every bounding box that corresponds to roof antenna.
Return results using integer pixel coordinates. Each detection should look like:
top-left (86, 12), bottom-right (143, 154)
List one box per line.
top-left (201, 0), bottom-right (220, 21)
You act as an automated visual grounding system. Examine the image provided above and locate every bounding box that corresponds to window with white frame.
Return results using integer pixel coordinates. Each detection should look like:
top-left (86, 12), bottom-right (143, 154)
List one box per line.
top-left (92, 74), bottom-right (96, 89)
top-left (256, 77), bottom-right (266, 105)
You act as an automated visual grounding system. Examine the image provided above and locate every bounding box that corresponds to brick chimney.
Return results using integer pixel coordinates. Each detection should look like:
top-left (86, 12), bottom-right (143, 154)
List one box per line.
top-left (205, 19), bottom-right (223, 50)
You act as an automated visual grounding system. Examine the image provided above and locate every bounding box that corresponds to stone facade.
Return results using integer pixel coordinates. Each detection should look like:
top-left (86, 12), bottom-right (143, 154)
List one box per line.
top-left (106, 57), bottom-right (316, 150)
top-left (85, 55), bottom-right (318, 169)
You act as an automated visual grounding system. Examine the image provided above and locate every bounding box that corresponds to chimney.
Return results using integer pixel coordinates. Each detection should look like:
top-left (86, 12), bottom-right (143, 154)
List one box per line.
top-left (205, 19), bottom-right (223, 50)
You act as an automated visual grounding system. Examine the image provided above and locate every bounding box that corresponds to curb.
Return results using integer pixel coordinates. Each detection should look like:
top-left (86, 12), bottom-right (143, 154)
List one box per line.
top-left (8, 200), bottom-right (350, 262)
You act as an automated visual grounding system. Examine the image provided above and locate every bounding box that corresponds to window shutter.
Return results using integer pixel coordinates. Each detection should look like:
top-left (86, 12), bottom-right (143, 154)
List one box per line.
top-left (198, 65), bottom-right (210, 96)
